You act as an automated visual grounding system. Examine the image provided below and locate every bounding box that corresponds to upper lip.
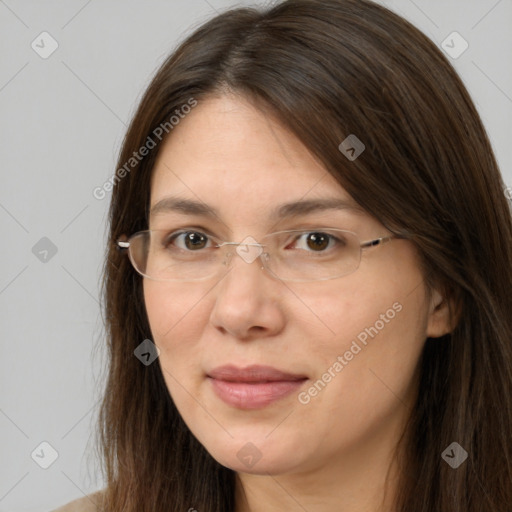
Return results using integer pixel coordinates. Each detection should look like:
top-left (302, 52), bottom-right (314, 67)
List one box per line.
top-left (207, 364), bottom-right (307, 382)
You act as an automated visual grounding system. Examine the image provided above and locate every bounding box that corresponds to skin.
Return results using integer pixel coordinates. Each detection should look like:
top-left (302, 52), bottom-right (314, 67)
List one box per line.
top-left (143, 93), bottom-right (454, 512)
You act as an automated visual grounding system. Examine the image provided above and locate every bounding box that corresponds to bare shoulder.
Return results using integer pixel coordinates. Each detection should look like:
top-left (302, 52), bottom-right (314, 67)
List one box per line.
top-left (50, 490), bottom-right (106, 512)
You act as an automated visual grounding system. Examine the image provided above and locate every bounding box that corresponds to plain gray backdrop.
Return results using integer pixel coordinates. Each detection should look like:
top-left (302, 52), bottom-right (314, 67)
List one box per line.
top-left (1, 0), bottom-right (511, 510)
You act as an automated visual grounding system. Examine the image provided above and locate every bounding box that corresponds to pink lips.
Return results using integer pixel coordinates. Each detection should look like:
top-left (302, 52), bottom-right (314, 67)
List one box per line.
top-left (207, 365), bottom-right (308, 409)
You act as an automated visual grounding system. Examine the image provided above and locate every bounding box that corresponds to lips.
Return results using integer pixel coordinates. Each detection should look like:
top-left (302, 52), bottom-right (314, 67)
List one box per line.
top-left (207, 364), bottom-right (307, 382)
top-left (207, 365), bottom-right (308, 409)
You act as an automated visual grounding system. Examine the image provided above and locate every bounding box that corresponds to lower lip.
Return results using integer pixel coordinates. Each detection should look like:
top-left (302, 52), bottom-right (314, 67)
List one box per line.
top-left (208, 377), bottom-right (307, 409)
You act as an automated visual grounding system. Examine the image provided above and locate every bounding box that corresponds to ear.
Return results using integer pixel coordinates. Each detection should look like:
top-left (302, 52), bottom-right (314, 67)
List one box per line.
top-left (426, 286), bottom-right (460, 338)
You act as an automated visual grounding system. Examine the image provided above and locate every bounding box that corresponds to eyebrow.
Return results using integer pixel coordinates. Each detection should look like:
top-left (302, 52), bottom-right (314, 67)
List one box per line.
top-left (150, 196), bottom-right (365, 220)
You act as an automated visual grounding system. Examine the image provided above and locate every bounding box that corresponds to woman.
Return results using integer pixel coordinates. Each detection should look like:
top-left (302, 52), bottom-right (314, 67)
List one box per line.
top-left (54, 0), bottom-right (512, 510)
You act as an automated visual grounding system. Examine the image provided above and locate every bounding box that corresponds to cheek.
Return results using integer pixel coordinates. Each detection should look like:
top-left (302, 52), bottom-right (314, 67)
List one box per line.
top-left (290, 288), bottom-right (428, 457)
top-left (303, 246), bottom-right (429, 357)
top-left (285, 276), bottom-right (411, 353)
top-left (291, 259), bottom-right (429, 405)
top-left (143, 282), bottom-right (211, 418)
top-left (143, 282), bottom-right (207, 338)
top-left (143, 282), bottom-right (211, 382)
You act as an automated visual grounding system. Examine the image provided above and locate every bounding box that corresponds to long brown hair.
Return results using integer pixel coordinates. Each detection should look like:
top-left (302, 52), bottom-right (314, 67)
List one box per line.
top-left (96, 0), bottom-right (512, 510)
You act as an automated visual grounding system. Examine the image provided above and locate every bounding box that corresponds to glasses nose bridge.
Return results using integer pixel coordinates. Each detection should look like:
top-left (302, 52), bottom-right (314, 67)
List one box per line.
top-left (218, 239), bottom-right (271, 272)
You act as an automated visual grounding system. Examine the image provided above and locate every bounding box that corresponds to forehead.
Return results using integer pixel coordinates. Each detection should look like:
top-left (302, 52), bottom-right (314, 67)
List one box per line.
top-left (148, 94), bottom-right (366, 228)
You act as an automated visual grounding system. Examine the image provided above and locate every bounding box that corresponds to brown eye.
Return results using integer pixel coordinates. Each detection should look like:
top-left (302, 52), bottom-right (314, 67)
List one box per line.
top-left (184, 232), bottom-right (208, 250)
top-left (167, 231), bottom-right (210, 251)
top-left (306, 232), bottom-right (330, 251)
top-left (285, 231), bottom-right (346, 254)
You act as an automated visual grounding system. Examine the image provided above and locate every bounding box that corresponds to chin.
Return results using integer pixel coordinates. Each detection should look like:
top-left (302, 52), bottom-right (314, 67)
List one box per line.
top-left (212, 448), bottom-right (303, 475)
top-left (194, 429), bottom-right (308, 475)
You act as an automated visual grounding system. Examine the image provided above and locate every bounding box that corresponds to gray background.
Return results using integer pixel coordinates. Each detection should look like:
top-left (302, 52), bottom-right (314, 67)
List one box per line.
top-left (0, 0), bottom-right (510, 510)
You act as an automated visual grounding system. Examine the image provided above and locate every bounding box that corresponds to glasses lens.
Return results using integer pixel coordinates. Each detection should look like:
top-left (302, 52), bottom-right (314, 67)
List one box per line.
top-left (128, 230), bottom-right (222, 281)
top-left (263, 229), bottom-right (361, 282)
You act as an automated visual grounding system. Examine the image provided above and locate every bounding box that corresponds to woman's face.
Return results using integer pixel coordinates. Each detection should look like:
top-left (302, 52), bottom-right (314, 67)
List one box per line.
top-left (143, 94), bottom-right (450, 476)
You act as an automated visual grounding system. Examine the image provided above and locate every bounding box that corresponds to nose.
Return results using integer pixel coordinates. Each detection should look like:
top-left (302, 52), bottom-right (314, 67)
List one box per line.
top-left (218, 238), bottom-right (267, 269)
top-left (208, 243), bottom-right (286, 340)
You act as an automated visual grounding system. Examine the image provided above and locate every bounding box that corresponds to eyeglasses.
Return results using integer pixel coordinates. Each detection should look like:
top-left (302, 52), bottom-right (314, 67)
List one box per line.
top-left (117, 228), bottom-right (398, 283)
